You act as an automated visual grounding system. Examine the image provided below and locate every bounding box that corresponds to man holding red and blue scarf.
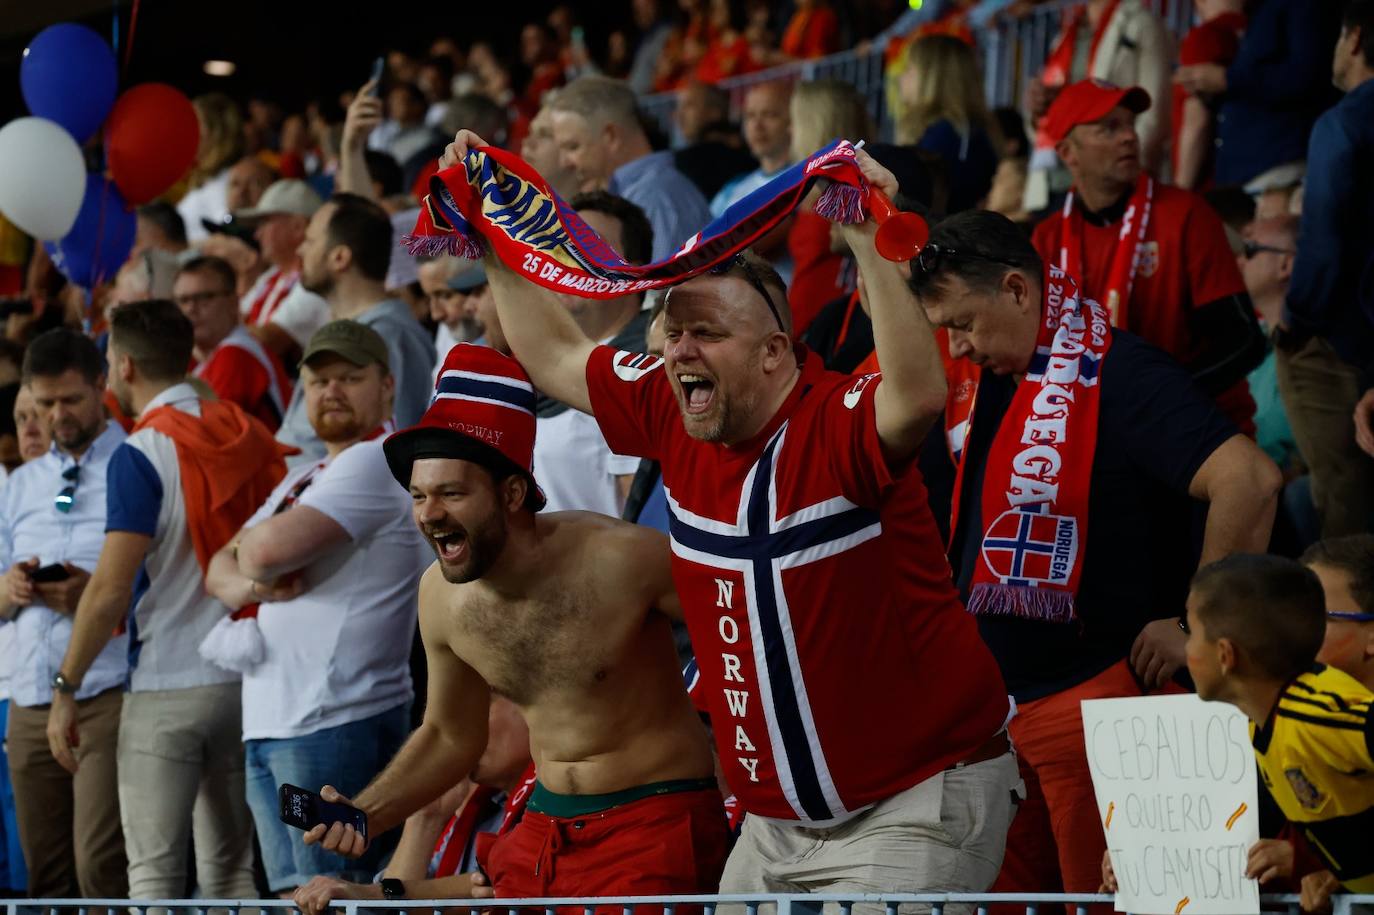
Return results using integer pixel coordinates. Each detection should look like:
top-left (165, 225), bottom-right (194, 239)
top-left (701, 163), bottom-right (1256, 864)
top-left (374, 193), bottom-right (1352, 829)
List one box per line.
top-left (914, 208), bottom-right (1281, 900)
top-left (422, 130), bottom-right (1019, 911)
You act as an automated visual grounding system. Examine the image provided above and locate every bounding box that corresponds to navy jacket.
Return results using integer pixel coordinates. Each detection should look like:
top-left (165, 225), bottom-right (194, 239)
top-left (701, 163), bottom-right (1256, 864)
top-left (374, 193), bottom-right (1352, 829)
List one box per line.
top-left (1284, 78), bottom-right (1374, 368)
top-left (1215, 0), bottom-right (1340, 187)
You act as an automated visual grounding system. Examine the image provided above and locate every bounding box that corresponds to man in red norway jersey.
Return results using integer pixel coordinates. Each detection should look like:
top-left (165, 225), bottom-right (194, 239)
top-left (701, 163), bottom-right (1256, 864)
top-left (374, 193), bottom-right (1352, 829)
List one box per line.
top-left (1032, 80), bottom-right (1265, 433)
top-left (173, 255), bottom-right (293, 432)
top-left (440, 131), bottom-right (1019, 904)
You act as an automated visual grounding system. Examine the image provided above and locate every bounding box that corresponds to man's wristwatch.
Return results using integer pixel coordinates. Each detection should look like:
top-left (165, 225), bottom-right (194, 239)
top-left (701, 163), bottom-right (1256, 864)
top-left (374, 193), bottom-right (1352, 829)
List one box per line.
top-left (380, 878), bottom-right (405, 901)
top-left (51, 671), bottom-right (80, 694)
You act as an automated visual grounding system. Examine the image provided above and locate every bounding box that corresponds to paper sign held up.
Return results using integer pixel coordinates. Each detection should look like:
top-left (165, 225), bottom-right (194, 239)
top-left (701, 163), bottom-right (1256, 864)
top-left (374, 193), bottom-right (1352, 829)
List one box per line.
top-left (1081, 694), bottom-right (1260, 915)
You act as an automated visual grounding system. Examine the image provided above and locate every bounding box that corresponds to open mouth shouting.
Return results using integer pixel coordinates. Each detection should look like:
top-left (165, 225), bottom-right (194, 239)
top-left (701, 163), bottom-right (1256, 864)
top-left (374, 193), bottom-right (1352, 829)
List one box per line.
top-left (426, 526), bottom-right (470, 565)
top-left (677, 373), bottom-right (717, 415)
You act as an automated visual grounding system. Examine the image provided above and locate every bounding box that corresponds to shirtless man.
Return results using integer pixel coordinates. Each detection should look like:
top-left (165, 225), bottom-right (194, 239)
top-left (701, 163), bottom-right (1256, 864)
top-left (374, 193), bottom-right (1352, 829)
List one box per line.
top-left (306, 342), bottom-right (728, 900)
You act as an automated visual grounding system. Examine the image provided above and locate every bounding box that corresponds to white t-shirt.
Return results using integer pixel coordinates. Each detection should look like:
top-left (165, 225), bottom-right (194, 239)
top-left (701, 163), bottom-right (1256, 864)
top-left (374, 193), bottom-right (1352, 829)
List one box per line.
top-left (240, 439), bottom-right (431, 740)
top-left (268, 283), bottom-right (332, 349)
top-left (533, 409), bottom-right (640, 516)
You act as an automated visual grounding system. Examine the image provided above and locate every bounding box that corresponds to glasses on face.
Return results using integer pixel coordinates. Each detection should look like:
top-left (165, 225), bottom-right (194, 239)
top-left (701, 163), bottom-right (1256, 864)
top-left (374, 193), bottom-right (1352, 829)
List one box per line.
top-left (55, 465), bottom-right (80, 514)
top-left (1242, 241), bottom-right (1294, 260)
top-left (1327, 610), bottom-right (1374, 622)
top-left (174, 289), bottom-right (234, 308)
top-left (913, 243), bottom-right (1024, 279)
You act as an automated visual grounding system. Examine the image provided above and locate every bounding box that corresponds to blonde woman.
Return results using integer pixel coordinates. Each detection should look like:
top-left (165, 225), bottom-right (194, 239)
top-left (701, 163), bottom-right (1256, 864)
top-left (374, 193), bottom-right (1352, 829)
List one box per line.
top-left (177, 93), bottom-right (247, 243)
top-left (894, 35), bottom-right (1000, 212)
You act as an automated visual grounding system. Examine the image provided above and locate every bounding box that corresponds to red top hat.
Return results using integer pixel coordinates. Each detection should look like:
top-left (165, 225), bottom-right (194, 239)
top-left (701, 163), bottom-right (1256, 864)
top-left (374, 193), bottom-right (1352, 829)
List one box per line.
top-left (384, 343), bottom-right (547, 511)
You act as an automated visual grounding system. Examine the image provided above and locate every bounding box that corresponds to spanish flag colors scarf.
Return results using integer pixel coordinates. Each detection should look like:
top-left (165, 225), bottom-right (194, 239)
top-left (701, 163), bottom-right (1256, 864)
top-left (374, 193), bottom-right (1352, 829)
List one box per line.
top-left (945, 266), bottom-right (1112, 623)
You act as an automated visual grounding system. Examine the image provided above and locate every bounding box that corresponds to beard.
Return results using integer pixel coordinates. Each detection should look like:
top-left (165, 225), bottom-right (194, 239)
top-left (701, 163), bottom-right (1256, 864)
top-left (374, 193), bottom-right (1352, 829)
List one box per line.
top-left (425, 508), bottom-right (509, 584)
top-left (300, 265), bottom-right (334, 298)
top-left (52, 416), bottom-right (101, 454)
top-left (310, 404), bottom-right (366, 443)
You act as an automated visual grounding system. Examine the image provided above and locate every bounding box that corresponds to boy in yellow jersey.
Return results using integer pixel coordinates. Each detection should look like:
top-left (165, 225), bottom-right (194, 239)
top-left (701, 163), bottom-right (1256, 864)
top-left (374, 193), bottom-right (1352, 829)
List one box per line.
top-left (1183, 554), bottom-right (1374, 902)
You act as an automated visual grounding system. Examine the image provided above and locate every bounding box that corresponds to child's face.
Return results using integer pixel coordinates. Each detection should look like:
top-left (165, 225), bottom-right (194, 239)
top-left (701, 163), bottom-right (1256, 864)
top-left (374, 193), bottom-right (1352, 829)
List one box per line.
top-left (1308, 562), bottom-right (1374, 677)
top-left (1183, 591), bottom-right (1225, 701)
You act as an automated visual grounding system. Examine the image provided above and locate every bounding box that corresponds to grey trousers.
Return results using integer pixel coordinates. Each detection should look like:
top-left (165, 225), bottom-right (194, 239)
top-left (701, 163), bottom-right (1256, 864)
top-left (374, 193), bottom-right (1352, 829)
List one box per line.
top-left (720, 751), bottom-right (1022, 915)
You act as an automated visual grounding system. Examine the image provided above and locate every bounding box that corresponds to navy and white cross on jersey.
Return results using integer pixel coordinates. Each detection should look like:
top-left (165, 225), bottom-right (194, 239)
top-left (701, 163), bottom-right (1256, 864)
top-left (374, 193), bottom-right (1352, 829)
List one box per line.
top-left (667, 423), bottom-right (881, 821)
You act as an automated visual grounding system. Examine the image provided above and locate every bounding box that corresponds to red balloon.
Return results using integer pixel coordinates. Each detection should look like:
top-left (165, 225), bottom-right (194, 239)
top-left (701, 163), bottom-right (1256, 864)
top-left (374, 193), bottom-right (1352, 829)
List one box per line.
top-left (105, 83), bottom-right (200, 206)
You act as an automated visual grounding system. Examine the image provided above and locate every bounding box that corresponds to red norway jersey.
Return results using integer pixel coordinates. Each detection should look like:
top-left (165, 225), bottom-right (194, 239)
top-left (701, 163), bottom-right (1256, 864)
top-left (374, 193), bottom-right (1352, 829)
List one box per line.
top-left (1031, 183), bottom-right (1255, 429)
top-left (586, 344), bottom-right (1009, 823)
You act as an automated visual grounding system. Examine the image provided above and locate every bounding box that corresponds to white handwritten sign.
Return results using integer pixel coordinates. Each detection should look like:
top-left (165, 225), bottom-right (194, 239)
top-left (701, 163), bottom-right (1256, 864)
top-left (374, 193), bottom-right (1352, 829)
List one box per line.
top-left (1081, 695), bottom-right (1259, 915)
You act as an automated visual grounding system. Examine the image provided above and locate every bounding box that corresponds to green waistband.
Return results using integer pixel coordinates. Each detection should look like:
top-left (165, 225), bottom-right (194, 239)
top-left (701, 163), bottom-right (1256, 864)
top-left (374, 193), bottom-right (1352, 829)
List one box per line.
top-left (527, 777), bottom-right (717, 818)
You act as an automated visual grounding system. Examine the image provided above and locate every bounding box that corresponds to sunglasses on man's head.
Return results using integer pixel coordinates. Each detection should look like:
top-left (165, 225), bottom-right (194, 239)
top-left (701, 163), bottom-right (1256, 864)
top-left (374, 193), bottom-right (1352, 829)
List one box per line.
top-left (1242, 241), bottom-right (1294, 260)
top-left (55, 465), bottom-right (80, 514)
top-left (712, 255), bottom-right (785, 332)
top-left (913, 243), bottom-right (1024, 278)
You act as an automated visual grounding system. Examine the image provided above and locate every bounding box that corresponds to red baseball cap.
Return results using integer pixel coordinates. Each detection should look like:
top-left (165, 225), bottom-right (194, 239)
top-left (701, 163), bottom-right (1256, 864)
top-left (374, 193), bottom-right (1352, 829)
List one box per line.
top-left (384, 343), bottom-right (547, 511)
top-left (1043, 79), bottom-right (1152, 144)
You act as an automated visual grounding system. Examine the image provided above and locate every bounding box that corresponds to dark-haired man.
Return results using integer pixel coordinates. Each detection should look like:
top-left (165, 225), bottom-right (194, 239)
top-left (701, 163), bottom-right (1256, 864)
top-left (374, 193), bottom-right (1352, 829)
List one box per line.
top-left (48, 299), bottom-right (288, 899)
top-left (174, 255), bottom-right (293, 432)
top-left (440, 132), bottom-right (1019, 907)
top-left (278, 193), bottom-right (435, 463)
top-left (305, 344), bottom-right (730, 901)
top-left (1, 329), bottom-right (127, 899)
top-left (912, 207), bottom-right (1281, 899)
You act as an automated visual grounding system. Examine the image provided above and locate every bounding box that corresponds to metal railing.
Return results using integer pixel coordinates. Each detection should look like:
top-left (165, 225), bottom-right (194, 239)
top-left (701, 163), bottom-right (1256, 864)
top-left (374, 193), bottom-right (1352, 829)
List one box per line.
top-left (638, 0), bottom-right (1198, 138)
top-left (6, 894), bottom-right (1374, 915)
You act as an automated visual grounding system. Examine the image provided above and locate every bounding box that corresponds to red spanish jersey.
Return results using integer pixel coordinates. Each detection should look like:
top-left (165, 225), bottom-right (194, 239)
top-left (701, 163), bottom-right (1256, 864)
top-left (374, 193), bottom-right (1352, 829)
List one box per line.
top-left (585, 344), bottom-right (1009, 823)
top-left (1031, 183), bottom-right (1255, 431)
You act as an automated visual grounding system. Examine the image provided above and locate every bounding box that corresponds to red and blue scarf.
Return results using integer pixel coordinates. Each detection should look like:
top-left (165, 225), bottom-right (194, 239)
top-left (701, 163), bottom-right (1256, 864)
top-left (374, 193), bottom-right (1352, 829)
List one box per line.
top-left (945, 267), bottom-right (1112, 624)
top-left (406, 141), bottom-right (872, 299)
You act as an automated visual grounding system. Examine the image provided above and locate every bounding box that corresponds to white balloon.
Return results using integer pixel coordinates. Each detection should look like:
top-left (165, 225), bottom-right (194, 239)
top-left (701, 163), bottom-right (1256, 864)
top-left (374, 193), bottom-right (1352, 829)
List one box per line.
top-left (0, 116), bottom-right (86, 241)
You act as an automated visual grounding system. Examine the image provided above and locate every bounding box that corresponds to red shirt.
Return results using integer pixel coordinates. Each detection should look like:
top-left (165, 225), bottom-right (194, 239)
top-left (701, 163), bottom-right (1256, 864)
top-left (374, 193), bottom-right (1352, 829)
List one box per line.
top-left (787, 211), bottom-right (846, 336)
top-left (1031, 182), bottom-right (1255, 430)
top-left (193, 326), bottom-right (294, 432)
top-left (586, 344), bottom-right (1009, 822)
top-left (1171, 12), bottom-right (1246, 184)
top-left (781, 6), bottom-right (839, 59)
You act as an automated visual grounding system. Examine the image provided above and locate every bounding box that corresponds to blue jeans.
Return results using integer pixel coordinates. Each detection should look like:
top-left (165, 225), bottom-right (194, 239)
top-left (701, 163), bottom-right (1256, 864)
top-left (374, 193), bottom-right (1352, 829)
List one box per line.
top-left (244, 703), bottom-right (410, 890)
top-left (0, 701), bottom-right (27, 891)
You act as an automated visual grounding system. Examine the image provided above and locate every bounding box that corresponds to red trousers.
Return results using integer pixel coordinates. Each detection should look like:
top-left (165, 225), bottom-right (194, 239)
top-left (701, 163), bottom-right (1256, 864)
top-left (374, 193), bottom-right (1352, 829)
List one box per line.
top-left (487, 786), bottom-right (730, 905)
top-left (993, 661), bottom-right (1145, 897)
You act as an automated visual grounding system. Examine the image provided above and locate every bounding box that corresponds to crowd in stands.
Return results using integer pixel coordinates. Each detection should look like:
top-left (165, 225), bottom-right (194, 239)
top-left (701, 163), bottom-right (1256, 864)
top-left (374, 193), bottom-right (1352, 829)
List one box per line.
top-left (0, 0), bottom-right (1372, 909)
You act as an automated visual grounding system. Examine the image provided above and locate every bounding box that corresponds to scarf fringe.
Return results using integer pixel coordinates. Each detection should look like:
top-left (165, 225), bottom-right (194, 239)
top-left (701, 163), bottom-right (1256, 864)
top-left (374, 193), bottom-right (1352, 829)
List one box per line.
top-left (402, 232), bottom-right (486, 260)
top-left (815, 183), bottom-right (866, 225)
top-left (968, 583), bottom-right (1076, 624)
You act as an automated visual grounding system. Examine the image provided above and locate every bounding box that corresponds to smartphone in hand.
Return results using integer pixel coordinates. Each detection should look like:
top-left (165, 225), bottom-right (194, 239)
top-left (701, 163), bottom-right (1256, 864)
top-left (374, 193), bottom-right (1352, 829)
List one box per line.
top-left (29, 563), bottom-right (72, 583)
top-left (366, 57), bottom-right (385, 97)
top-left (278, 784), bottom-right (368, 841)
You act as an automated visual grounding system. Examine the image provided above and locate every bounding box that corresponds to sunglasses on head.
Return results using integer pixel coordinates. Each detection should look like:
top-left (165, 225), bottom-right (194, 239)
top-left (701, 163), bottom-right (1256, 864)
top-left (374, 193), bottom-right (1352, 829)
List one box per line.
top-left (712, 254), bottom-right (785, 332)
top-left (1242, 240), bottom-right (1294, 260)
top-left (913, 243), bottom-right (1025, 278)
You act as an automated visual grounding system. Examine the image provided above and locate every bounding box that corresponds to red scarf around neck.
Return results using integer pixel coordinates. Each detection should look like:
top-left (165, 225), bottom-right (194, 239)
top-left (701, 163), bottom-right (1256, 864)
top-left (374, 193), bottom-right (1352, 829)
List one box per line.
top-left (1057, 172), bottom-right (1153, 327)
top-left (944, 267), bottom-right (1113, 623)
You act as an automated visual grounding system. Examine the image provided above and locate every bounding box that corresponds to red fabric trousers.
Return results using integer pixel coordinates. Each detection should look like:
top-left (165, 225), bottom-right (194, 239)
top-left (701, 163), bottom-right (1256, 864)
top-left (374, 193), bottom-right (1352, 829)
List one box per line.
top-left (487, 786), bottom-right (730, 907)
top-left (993, 661), bottom-right (1146, 898)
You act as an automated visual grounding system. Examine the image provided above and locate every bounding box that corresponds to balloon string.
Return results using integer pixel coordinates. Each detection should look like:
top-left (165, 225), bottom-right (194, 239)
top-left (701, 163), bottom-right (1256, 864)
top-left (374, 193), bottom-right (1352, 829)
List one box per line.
top-left (122, 0), bottom-right (142, 73)
top-left (90, 180), bottom-right (112, 291)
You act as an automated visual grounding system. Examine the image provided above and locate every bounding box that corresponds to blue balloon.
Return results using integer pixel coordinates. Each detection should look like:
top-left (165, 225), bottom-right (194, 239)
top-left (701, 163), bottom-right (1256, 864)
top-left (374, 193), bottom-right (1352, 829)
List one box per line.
top-left (21, 24), bottom-right (118, 143)
top-left (44, 175), bottom-right (136, 288)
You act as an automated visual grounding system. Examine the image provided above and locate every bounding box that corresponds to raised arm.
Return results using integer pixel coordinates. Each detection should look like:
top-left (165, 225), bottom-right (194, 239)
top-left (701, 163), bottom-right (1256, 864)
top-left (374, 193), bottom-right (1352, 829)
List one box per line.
top-left (839, 150), bottom-right (947, 463)
top-left (306, 565), bottom-right (491, 855)
top-left (439, 130), bottom-right (595, 412)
